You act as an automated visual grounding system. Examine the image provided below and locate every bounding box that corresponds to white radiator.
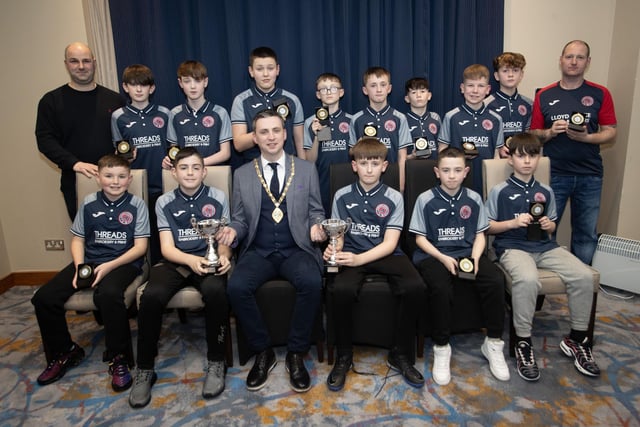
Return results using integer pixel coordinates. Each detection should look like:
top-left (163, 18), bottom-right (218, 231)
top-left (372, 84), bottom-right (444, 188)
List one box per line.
top-left (592, 234), bottom-right (640, 294)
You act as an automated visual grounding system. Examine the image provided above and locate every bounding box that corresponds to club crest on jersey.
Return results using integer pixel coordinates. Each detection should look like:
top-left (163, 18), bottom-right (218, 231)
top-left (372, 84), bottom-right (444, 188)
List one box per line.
top-left (375, 203), bottom-right (390, 218)
top-left (534, 192), bottom-right (547, 203)
top-left (202, 116), bottom-right (215, 128)
top-left (384, 120), bottom-right (396, 132)
top-left (482, 119), bottom-right (493, 131)
top-left (581, 96), bottom-right (594, 107)
top-left (339, 122), bottom-right (349, 134)
top-left (119, 211), bottom-right (133, 225)
top-left (429, 123), bottom-right (438, 134)
top-left (201, 204), bottom-right (216, 218)
top-left (153, 117), bottom-right (165, 128)
top-left (459, 205), bottom-right (472, 220)
top-left (518, 105), bottom-right (528, 116)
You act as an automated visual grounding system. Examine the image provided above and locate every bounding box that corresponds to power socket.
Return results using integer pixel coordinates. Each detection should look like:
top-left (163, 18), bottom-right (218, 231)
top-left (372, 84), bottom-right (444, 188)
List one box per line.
top-left (44, 240), bottom-right (65, 251)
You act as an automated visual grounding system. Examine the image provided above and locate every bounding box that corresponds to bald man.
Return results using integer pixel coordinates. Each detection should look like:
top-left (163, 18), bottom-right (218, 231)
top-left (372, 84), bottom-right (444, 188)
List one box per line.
top-left (36, 42), bottom-right (125, 219)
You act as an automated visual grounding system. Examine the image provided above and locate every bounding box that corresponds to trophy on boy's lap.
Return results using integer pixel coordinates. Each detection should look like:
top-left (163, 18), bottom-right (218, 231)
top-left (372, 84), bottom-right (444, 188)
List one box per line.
top-left (76, 263), bottom-right (96, 289)
top-left (527, 202), bottom-right (546, 241)
top-left (320, 218), bottom-right (352, 273)
top-left (457, 257), bottom-right (476, 280)
top-left (191, 217), bottom-right (227, 274)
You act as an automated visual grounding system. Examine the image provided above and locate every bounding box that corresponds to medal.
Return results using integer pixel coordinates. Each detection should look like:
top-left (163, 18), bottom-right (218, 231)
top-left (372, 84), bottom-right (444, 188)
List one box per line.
top-left (255, 157), bottom-right (295, 224)
top-left (272, 207), bottom-right (284, 223)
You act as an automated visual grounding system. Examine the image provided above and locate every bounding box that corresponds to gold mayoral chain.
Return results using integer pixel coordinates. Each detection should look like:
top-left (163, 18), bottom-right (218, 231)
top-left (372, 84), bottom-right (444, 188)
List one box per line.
top-left (254, 156), bottom-right (295, 223)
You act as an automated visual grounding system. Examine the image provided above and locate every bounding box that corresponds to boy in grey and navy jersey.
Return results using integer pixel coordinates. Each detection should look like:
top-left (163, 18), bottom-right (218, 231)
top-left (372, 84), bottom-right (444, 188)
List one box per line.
top-left (304, 73), bottom-right (352, 214)
top-left (32, 155), bottom-right (149, 392)
top-left (404, 77), bottom-right (441, 159)
top-left (165, 61), bottom-right (231, 167)
top-left (438, 64), bottom-right (504, 194)
top-left (230, 46), bottom-right (305, 169)
top-left (111, 64), bottom-right (169, 264)
top-left (409, 147), bottom-right (507, 386)
top-left (484, 52), bottom-right (532, 156)
top-left (349, 67), bottom-right (412, 191)
top-left (325, 138), bottom-right (425, 392)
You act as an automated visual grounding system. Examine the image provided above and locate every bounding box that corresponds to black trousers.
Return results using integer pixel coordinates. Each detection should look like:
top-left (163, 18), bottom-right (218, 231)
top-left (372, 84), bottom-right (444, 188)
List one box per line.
top-left (31, 262), bottom-right (139, 362)
top-left (327, 254), bottom-right (425, 356)
top-left (417, 254), bottom-right (505, 346)
top-left (136, 262), bottom-right (229, 369)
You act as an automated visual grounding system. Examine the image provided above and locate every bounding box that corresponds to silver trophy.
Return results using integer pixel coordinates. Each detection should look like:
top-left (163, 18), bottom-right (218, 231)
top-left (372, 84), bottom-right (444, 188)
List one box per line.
top-left (321, 218), bottom-right (352, 273)
top-left (191, 217), bottom-right (227, 274)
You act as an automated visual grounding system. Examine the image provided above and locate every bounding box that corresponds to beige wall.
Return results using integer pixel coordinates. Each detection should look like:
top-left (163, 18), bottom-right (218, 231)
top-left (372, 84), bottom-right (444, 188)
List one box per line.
top-left (0, 0), bottom-right (638, 275)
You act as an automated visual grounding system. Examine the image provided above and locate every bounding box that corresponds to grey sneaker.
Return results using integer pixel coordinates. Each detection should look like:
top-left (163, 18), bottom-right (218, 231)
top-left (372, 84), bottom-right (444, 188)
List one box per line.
top-left (128, 369), bottom-right (157, 408)
top-left (202, 360), bottom-right (226, 399)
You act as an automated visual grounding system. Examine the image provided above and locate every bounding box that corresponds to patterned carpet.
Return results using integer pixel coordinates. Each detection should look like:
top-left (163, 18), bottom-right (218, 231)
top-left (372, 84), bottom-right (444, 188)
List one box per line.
top-left (1, 285), bottom-right (638, 426)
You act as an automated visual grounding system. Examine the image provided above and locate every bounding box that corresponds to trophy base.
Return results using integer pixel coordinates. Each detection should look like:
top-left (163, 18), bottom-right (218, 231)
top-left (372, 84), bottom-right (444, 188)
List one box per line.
top-left (457, 271), bottom-right (477, 281)
top-left (568, 123), bottom-right (585, 132)
top-left (414, 149), bottom-right (432, 158)
top-left (117, 151), bottom-right (134, 160)
top-left (527, 223), bottom-right (543, 241)
top-left (317, 127), bottom-right (332, 142)
top-left (325, 265), bottom-right (340, 274)
top-left (203, 262), bottom-right (219, 275)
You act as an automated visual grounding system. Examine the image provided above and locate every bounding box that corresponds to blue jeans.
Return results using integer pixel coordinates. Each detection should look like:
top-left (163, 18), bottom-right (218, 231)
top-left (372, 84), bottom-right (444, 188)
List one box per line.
top-left (551, 174), bottom-right (602, 265)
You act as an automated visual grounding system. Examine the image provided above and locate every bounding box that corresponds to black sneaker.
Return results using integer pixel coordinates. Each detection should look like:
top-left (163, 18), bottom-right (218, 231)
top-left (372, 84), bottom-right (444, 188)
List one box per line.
top-left (514, 340), bottom-right (540, 382)
top-left (37, 343), bottom-right (85, 385)
top-left (327, 353), bottom-right (353, 392)
top-left (560, 336), bottom-right (600, 377)
top-left (387, 353), bottom-right (424, 388)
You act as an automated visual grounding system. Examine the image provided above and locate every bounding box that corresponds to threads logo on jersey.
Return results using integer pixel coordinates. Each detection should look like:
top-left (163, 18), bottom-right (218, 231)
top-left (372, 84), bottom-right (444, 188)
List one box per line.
top-left (375, 203), bottom-right (390, 218)
top-left (202, 116), bottom-right (215, 128)
top-left (118, 211), bottom-right (133, 225)
top-left (350, 223), bottom-right (381, 239)
top-left (518, 105), bottom-right (528, 116)
top-left (482, 119), bottom-right (493, 131)
top-left (183, 134), bottom-right (210, 145)
top-left (201, 204), bottom-right (216, 218)
top-left (462, 136), bottom-right (489, 147)
top-left (178, 227), bottom-right (200, 242)
top-left (339, 122), bottom-right (349, 133)
top-left (459, 205), bottom-right (471, 220)
top-left (429, 123), bottom-right (438, 134)
top-left (534, 192), bottom-right (547, 203)
top-left (437, 226), bottom-right (465, 242)
top-left (384, 120), bottom-right (396, 132)
top-left (581, 96), bottom-right (594, 107)
top-left (153, 117), bottom-right (165, 128)
top-left (94, 230), bottom-right (128, 245)
top-left (321, 139), bottom-right (347, 152)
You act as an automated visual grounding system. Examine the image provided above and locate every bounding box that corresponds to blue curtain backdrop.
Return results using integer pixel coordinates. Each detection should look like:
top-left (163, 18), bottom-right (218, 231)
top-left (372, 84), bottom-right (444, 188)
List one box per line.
top-left (108, 0), bottom-right (503, 119)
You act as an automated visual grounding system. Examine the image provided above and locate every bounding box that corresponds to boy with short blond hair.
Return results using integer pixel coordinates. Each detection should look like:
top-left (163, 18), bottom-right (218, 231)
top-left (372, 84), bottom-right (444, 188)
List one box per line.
top-left (130, 147), bottom-right (232, 407)
top-left (112, 63), bottom-right (170, 265)
top-left (438, 64), bottom-right (504, 194)
top-left (485, 52), bottom-right (532, 156)
top-left (230, 46), bottom-right (305, 168)
top-left (349, 67), bottom-right (412, 191)
top-left (163, 60), bottom-right (232, 168)
top-left (404, 77), bottom-right (441, 159)
top-left (409, 147), bottom-right (508, 385)
top-left (32, 154), bottom-right (149, 392)
top-left (325, 137), bottom-right (425, 391)
top-left (486, 133), bottom-right (599, 382)
top-left (304, 72), bottom-right (352, 214)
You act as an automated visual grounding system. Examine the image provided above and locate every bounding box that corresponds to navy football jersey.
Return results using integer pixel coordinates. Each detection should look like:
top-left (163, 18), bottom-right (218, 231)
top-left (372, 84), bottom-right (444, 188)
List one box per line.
top-left (156, 184), bottom-right (230, 256)
top-left (405, 110), bottom-right (441, 158)
top-left (349, 106), bottom-right (412, 163)
top-left (111, 103), bottom-right (170, 194)
top-left (484, 90), bottom-right (532, 144)
top-left (409, 186), bottom-right (487, 264)
top-left (71, 191), bottom-right (150, 268)
top-left (485, 174), bottom-right (558, 257)
top-left (332, 181), bottom-right (404, 256)
top-left (167, 101), bottom-right (232, 159)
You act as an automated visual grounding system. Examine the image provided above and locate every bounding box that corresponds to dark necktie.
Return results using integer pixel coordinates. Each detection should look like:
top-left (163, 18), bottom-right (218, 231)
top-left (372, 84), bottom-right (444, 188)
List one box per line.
top-left (268, 162), bottom-right (280, 199)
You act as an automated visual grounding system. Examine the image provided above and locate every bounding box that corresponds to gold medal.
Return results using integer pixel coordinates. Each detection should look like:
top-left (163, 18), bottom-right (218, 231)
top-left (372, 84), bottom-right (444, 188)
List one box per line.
top-left (272, 207), bottom-right (284, 223)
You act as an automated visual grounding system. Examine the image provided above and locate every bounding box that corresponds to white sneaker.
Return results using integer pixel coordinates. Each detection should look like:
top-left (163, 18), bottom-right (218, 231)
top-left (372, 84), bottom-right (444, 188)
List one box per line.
top-left (432, 344), bottom-right (451, 385)
top-left (481, 337), bottom-right (510, 381)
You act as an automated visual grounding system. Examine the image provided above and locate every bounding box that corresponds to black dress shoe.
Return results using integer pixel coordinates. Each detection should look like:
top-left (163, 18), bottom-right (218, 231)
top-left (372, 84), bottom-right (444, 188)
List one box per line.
top-left (285, 352), bottom-right (311, 392)
top-left (388, 352), bottom-right (424, 388)
top-left (327, 353), bottom-right (353, 392)
top-left (246, 348), bottom-right (276, 391)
